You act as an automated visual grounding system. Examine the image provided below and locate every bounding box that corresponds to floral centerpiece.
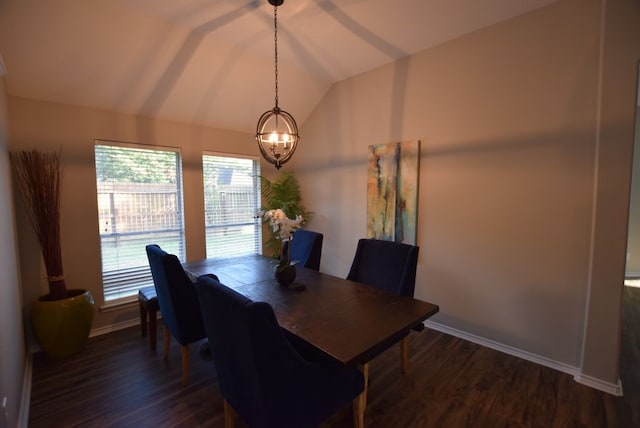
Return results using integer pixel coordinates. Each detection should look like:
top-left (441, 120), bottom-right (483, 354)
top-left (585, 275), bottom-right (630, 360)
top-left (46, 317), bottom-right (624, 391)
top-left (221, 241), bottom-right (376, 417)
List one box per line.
top-left (262, 208), bottom-right (304, 271)
top-left (261, 208), bottom-right (303, 286)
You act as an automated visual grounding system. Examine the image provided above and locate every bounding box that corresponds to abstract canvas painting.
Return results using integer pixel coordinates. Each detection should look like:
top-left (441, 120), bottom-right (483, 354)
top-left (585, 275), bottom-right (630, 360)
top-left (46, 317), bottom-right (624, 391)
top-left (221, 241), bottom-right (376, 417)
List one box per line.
top-left (366, 140), bottom-right (420, 245)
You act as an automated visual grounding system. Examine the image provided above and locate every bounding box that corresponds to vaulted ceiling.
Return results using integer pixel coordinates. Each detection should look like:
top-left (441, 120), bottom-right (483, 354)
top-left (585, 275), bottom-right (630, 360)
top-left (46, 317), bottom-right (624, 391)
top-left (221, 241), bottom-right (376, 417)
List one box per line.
top-left (0, 0), bottom-right (558, 133)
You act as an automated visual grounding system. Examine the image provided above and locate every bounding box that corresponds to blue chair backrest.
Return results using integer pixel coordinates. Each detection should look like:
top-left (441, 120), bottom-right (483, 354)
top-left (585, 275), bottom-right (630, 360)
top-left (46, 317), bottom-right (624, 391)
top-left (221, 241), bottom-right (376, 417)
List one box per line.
top-left (145, 244), bottom-right (205, 345)
top-left (197, 275), bottom-right (313, 426)
top-left (288, 229), bottom-right (323, 271)
top-left (346, 238), bottom-right (419, 297)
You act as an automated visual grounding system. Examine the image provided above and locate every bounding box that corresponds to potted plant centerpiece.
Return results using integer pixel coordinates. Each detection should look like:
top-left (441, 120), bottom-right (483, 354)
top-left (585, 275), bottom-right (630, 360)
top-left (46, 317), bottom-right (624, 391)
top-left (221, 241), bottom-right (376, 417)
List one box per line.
top-left (259, 171), bottom-right (313, 287)
top-left (260, 170), bottom-right (313, 256)
top-left (11, 149), bottom-right (94, 359)
top-left (261, 208), bottom-right (303, 286)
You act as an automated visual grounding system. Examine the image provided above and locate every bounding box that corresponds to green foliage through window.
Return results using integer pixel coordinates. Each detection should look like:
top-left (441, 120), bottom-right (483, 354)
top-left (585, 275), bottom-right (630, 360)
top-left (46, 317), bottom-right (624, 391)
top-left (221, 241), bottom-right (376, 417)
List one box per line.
top-left (95, 146), bottom-right (177, 184)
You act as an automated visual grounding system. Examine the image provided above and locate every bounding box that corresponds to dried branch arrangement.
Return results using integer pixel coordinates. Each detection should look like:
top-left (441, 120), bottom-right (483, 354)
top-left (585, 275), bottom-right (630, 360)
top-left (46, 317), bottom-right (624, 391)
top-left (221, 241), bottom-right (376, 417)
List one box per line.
top-left (11, 149), bottom-right (67, 300)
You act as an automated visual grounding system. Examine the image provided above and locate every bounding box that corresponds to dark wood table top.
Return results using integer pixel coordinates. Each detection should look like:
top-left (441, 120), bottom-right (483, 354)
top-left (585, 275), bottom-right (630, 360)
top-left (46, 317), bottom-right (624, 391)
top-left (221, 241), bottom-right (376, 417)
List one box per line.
top-left (185, 254), bottom-right (439, 365)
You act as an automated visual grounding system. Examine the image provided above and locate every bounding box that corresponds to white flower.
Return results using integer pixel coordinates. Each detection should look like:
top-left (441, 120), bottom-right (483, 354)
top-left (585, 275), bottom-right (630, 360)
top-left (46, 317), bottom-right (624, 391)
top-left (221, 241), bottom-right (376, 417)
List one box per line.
top-left (259, 208), bottom-right (304, 269)
top-left (262, 209), bottom-right (303, 242)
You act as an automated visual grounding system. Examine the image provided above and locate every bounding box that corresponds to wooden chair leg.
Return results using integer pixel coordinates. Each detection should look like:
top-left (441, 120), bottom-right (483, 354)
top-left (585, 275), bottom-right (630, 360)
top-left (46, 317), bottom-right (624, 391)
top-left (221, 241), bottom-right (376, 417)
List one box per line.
top-left (139, 302), bottom-right (147, 337)
top-left (163, 324), bottom-right (170, 360)
top-left (353, 392), bottom-right (365, 428)
top-left (181, 345), bottom-right (190, 387)
top-left (148, 307), bottom-right (157, 351)
top-left (223, 399), bottom-right (236, 428)
top-left (401, 336), bottom-right (409, 374)
top-left (358, 362), bottom-right (370, 410)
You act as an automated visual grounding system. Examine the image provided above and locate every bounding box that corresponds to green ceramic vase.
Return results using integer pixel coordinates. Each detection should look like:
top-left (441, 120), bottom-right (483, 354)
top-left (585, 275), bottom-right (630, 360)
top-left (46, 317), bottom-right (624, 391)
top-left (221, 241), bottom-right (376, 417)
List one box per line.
top-left (31, 289), bottom-right (95, 359)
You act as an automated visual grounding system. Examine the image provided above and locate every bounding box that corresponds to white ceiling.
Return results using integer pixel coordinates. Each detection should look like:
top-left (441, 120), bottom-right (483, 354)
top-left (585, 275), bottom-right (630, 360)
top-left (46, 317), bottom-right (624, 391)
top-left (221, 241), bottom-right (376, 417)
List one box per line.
top-left (0, 0), bottom-right (559, 133)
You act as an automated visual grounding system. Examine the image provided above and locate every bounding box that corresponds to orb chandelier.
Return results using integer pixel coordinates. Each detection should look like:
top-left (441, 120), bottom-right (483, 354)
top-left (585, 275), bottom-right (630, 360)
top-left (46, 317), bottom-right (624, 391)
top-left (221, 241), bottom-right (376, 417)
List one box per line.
top-left (255, 0), bottom-right (299, 170)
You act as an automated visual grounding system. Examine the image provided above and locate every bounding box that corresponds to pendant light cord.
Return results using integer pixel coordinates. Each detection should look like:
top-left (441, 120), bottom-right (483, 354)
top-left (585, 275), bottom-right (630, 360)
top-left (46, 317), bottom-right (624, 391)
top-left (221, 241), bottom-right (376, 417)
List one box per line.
top-left (256, 0), bottom-right (299, 170)
top-left (273, 4), bottom-right (279, 110)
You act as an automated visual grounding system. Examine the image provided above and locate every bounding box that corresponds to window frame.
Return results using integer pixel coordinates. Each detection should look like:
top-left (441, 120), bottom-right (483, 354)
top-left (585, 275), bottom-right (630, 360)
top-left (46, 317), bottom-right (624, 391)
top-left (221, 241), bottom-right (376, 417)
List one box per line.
top-left (95, 139), bottom-right (186, 305)
top-left (202, 151), bottom-right (262, 260)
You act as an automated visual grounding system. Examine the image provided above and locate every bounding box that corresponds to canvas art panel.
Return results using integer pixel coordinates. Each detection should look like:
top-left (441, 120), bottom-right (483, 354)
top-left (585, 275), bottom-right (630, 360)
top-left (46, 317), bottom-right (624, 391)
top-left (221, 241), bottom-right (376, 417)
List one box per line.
top-left (367, 140), bottom-right (420, 245)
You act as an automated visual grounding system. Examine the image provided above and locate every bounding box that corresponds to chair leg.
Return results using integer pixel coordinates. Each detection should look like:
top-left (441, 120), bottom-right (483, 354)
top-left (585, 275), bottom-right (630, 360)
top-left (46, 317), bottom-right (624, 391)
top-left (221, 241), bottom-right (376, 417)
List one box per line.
top-left (353, 392), bottom-right (365, 428)
top-left (223, 399), bottom-right (236, 428)
top-left (139, 301), bottom-right (147, 337)
top-left (359, 362), bottom-right (370, 410)
top-left (181, 345), bottom-right (190, 387)
top-left (401, 336), bottom-right (409, 374)
top-left (148, 307), bottom-right (157, 351)
top-left (163, 324), bottom-right (170, 360)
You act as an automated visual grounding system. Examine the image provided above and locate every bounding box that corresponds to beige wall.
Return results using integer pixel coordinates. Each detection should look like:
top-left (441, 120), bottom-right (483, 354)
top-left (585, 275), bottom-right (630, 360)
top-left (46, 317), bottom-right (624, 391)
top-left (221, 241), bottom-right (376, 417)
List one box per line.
top-left (0, 71), bottom-right (26, 425)
top-left (7, 98), bottom-right (256, 331)
top-left (292, 0), bottom-right (638, 389)
top-left (579, 0), bottom-right (640, 387)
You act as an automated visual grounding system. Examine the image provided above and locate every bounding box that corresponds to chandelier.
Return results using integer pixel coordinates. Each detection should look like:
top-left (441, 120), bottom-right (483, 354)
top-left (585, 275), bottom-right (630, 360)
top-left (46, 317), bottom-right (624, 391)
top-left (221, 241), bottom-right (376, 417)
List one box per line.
top-left (255, 0), bottom-right (299, 170)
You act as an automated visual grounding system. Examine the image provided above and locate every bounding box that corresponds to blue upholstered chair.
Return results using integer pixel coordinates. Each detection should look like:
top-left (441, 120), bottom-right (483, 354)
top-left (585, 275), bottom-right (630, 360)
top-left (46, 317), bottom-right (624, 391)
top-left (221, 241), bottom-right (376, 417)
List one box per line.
top-left (346, 238), bottom-right (420, 404)
top-left (196, 274), bottom-right (366, 428)
top-left (347, 238), bottom-right (419, 298)
top-left (145, 244), bottom-right (209, 386)
top-left (287, 229), bottom-right (323, 271)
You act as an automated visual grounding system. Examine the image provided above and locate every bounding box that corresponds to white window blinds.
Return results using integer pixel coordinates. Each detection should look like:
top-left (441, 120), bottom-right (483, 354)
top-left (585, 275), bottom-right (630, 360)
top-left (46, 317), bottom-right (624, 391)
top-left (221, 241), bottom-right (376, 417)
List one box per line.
top-left (203, 153), bottom-right (261, 258)
top-left (95, 142), bottom-right (185, 302)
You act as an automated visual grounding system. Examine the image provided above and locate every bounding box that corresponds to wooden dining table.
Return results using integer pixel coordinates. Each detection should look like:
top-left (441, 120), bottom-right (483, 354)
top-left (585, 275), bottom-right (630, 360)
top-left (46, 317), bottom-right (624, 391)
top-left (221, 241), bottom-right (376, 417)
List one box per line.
top-left (184, 254), bottom-right (439, 366)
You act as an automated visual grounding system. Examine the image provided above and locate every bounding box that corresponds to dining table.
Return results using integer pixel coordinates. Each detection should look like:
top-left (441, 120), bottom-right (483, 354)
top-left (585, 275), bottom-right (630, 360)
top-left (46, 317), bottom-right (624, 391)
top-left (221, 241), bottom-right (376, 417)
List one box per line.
top-left (184, 254), bottom-right (439, 366)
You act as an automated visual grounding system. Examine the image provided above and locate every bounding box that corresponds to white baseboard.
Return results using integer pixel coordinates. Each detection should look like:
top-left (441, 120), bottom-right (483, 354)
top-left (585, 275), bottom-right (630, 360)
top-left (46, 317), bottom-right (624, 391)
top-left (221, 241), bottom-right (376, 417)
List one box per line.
top-left (423, 320), bottom-right (623, 396)
top-left (17, 352), bottom-right (32, 428)
top-left (424, 321), bottom-right (577, 375)
top-left (89, 317), bottom-right (141, 338)
top-left (574, 373), bottom-right (623, 396)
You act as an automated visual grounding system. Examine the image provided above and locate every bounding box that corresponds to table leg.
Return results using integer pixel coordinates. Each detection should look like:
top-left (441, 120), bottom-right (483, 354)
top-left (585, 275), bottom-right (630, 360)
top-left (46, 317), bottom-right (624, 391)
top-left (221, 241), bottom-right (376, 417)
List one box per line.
top-left (359, 362), bottom-right (370, 410)
top-left (353, 392), bottom-right (365, 428)
top-left (401, 336), bottom-right (408, 374)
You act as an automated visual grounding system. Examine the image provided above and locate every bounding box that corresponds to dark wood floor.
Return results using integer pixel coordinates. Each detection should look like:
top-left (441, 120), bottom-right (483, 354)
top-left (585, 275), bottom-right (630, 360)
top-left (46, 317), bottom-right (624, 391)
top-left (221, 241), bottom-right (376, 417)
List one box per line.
top-left (620, 285), bottom-right (640, 427)
top-left (29, 287), bottom-right (640, 428)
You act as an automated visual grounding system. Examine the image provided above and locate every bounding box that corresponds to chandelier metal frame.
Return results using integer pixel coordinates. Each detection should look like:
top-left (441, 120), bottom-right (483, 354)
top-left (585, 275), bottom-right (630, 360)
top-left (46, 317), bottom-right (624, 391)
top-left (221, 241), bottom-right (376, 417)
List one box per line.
top-left (255, 0), bottom-right (299, 170)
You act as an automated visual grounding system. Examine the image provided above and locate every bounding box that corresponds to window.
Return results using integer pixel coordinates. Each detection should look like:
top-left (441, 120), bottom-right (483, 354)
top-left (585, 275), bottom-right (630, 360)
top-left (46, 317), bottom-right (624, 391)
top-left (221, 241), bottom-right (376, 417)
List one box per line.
top-left (95, 142), bottom-right (185, 302)
top-left (202, 153), bottom-right (261, 258)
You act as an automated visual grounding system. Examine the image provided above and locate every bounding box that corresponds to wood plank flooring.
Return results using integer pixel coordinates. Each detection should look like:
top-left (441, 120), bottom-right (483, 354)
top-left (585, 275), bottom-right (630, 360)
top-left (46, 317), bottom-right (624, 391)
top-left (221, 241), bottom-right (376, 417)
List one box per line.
top-left (621, 285), bottom-right (640, 427)
top-left (29, 313), bottom-right (636, 428)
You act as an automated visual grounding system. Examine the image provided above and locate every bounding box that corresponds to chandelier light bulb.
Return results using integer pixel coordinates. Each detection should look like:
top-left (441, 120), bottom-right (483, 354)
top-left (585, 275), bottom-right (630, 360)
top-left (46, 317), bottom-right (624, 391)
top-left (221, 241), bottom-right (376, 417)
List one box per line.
top-left (269, 131), bottom-right (278, 143)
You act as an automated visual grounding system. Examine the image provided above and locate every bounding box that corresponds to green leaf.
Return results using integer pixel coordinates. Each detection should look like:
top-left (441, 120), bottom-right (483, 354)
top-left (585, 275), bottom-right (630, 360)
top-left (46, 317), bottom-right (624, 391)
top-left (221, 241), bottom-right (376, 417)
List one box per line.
top-left (259, 171), bottom-right (314, 257)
